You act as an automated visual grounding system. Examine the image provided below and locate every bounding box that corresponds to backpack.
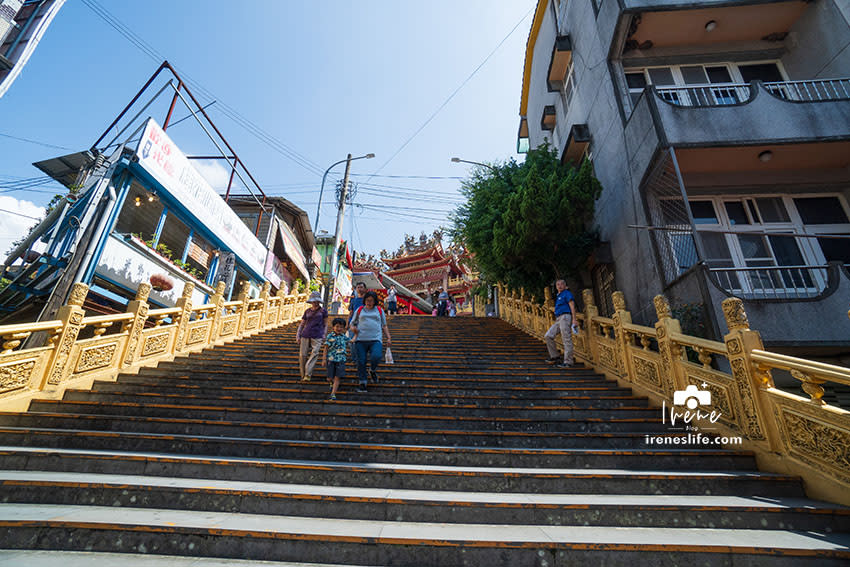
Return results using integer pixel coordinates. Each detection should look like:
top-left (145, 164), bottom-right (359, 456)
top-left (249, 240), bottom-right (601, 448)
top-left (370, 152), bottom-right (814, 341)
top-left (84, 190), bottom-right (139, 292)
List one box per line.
top-left (352, 305), bottom-right (384, 327)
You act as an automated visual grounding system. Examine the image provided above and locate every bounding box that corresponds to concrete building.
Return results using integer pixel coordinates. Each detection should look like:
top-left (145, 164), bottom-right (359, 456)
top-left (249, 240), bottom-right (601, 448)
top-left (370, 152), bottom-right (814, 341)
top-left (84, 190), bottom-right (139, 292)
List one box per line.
top-left (0, 0), bottom-right (64, 98)
top-left (520, 0), bottom-right (850, 356)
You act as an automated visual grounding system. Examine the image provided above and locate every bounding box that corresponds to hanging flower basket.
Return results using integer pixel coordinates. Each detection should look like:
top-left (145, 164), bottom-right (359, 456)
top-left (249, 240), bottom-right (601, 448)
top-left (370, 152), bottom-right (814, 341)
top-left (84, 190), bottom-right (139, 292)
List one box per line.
top-left (149, 273), bottom-right (174, 292)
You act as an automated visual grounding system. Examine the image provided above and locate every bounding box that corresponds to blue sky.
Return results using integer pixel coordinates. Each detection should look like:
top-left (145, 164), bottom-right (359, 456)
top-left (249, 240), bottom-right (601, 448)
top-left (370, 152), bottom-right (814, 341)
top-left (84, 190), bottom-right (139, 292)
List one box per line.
top-left (0, 0), bottom-right (534, 256)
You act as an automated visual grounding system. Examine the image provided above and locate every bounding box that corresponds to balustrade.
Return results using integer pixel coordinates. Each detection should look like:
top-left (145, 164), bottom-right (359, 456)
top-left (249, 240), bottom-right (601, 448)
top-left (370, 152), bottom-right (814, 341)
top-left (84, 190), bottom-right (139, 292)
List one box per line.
top-left (488, 283), bottom-right (850, 505)
top-left (0, 281), bottom-right (309, 411)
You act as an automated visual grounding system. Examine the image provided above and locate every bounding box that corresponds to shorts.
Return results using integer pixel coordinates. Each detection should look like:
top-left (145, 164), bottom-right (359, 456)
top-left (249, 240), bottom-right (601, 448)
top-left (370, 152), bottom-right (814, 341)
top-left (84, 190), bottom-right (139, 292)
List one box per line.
top-left (326, 360), bottom-right (346, 379)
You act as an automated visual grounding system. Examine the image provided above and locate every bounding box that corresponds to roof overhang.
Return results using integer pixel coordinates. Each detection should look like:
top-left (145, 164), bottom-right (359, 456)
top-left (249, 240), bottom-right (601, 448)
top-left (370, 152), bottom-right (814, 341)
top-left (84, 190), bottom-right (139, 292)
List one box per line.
top-left (32, 150), bottom-right (96, 189)
top-left (547, 35), bottom-right (573, 92)
top-left (519, 0), bottom-right (549, 117)
top-left (625, 1), bottom-right (808, 51)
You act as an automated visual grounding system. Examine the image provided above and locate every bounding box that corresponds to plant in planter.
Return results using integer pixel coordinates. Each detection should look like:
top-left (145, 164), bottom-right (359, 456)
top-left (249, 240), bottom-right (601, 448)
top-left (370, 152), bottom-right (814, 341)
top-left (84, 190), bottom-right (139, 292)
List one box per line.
top-left (149, 273), bottom-right (175, 292)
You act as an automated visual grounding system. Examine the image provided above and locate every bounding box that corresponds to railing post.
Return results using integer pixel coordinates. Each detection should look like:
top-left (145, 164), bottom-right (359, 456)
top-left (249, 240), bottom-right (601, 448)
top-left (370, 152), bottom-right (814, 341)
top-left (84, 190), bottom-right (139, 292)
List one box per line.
top-left (173, 282), bottom-right (195, 354)
top-left (582, 289), bottom-right (599, 366)
top-left (653, 295), bottom-right (684, 400)
top-left (210, 281), bottom-right (226, 343)
top-left (275, 287), bottom-right (287, 324)
top-left (721, 297), bottom-right (778, 449)
top-left (44, 283), bottom-right (89, 388)
top-left (611, 291), bottom-right (631, 380)
top-left (236, 280), bottom-right (252, 337)
top-left (259, 282), bottom-right (271, 329)
top-left (121, 283), bottom-right (151, 368)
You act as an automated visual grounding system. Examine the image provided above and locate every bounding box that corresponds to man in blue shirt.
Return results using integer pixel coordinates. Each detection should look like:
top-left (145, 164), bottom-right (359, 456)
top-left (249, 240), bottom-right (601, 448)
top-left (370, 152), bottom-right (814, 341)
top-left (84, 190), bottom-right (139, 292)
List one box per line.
top-left (545, 279), bottom-right (577, 368)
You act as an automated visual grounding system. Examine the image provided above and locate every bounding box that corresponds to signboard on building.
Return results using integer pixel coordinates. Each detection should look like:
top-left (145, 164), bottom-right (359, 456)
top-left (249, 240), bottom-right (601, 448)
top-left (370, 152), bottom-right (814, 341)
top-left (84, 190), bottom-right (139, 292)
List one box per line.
top-left (264, 251), bottom-right (285, 290)
top-left (135, 118), bottom-right (267, 278)
top-left (277, 221), bottom-right (309, 280)
top-left (332, 263), bottom-right (353, 306)
top-left (214, 251), bottom-right (237, 298)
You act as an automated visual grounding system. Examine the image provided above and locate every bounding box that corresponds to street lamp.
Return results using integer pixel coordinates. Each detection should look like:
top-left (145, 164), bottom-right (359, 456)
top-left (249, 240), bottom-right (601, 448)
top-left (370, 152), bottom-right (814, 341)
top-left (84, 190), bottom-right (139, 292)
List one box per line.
top-left (450, 156), bottom-right (497, 172)
top-left (315, 153), bottom-right (375, 233)
top-left (318, 152), bottom-right (375, 310)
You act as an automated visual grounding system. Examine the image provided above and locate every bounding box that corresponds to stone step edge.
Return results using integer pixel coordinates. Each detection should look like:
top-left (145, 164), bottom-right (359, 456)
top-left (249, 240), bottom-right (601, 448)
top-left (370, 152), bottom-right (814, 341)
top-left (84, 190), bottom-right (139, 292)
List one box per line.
top-left (0, 446), bottom-right (790, 479)
top-left (1, 471), bottom-right (840, 512)
top-left (1, 504), bottom-right (848, 555)
top-left (0, 550), bottom-right (349, 567)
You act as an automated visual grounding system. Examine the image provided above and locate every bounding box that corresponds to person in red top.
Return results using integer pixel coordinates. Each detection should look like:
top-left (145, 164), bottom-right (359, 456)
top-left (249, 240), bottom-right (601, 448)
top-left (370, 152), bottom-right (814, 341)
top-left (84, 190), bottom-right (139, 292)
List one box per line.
top-left (296, 291), bottom-right (327, 381)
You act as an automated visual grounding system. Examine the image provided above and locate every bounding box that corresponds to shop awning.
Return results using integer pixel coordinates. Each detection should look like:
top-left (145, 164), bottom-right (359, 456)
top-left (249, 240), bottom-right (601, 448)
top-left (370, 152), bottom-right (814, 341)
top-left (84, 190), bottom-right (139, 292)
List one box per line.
top-left (279, 222), bottom-right (309, 281)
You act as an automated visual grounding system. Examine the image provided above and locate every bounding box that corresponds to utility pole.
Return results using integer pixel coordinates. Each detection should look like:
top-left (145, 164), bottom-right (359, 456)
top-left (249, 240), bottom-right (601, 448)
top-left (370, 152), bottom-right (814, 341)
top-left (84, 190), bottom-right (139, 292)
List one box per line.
top-left (325, 154), bottom-right (353, 311)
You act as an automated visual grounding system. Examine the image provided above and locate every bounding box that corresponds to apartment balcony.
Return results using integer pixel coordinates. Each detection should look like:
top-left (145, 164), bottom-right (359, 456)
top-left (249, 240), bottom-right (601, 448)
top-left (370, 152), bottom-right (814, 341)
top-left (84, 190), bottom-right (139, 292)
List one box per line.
top-left (624, 78), bottom-right (850, 184)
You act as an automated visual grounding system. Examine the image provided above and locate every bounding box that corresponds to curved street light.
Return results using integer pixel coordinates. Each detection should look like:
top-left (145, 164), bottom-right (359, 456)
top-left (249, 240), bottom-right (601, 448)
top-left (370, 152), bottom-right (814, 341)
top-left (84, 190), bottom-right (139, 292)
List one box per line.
top-left (450, 156), bottom-right (497, 173)
top-left (314, 153), bottom-right (375, 233)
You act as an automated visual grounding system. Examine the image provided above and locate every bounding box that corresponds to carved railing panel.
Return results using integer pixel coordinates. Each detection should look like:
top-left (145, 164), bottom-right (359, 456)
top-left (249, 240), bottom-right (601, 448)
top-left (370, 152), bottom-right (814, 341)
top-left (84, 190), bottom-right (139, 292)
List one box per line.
top-left (0, 281), bottom-right (307, 411)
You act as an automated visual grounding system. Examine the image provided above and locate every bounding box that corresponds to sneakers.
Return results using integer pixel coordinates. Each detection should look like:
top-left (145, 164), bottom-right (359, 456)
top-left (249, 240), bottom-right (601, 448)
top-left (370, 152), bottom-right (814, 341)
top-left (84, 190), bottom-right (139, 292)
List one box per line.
top-left (356, 384), bottom-right (368, 393)
top-left (555, 361), bottom-right (574, 368)
top-left (545, 357), bottom-right (560, 364)
top-left (301, 375), bottom-right (311, 382)
top-left (370, 370), bottom-right (379, 384)
top-left (328, 394), bottom-right (337, 401)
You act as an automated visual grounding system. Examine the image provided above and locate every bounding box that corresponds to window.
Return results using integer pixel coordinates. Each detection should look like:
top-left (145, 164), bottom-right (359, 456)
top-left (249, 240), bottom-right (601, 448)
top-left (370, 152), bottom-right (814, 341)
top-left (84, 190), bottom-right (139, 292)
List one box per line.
top-left (690, 201), bottom-right (718, 224)
top-left (793, 197), bottom-right (850, 225)
top-left (561, 61), bottom-right (576, 112)
top-left (114, 181), bottom-right (164, 241)
top-left (624, 61), bottom-right (785, 109)
top-left (755, 197), bottom-right (790, 223)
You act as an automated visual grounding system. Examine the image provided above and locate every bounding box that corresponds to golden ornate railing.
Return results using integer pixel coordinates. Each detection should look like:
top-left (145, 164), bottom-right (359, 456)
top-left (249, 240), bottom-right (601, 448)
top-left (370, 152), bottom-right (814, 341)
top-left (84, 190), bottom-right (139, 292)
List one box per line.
top-left (492, 283), bottom-right (850, 506)
top-left (0, 280), bottom-right (308, 412)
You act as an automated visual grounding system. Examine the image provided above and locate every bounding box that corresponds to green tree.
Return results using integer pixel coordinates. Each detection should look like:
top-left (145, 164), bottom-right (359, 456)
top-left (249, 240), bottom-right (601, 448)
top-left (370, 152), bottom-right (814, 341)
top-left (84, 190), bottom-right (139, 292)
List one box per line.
top-left (451, 146), bottom-right (601, 291)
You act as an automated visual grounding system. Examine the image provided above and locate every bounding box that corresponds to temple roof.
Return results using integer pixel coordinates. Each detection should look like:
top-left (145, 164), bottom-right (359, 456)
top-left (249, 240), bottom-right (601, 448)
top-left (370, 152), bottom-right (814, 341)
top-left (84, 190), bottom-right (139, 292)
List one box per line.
top-left (381, 244), bottom-right (444, 268)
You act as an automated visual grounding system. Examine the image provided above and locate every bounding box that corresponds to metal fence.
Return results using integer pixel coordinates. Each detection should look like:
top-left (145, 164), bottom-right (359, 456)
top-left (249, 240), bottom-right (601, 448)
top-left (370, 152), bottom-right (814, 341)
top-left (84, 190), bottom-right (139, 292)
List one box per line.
top-left (655, 78), bottom-right (850, 107)
top-left (708, 265), bottom-right (830, 300)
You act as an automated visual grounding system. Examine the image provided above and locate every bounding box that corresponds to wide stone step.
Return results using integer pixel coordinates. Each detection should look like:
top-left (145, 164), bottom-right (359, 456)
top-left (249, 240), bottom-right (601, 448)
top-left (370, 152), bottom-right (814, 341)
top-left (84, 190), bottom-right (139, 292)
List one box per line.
top-left (0, 551), bottom-right (347, 567)
top-left (2, 504), bottom-right (847, 566)
top-left (26, 401), bottom-right (661, 432)
top-left (60, 390), bottom-right (651, 412)
top-left (0, 412), bottom-right (671, 441)
top-left (1, 471), bottom-right (844, 531)
top-left (0, 447), bottom-right (803, 495)
top-left (0, 427), bottom-right (754, 469)
top-left (88, 381), bottom-right (636, 403)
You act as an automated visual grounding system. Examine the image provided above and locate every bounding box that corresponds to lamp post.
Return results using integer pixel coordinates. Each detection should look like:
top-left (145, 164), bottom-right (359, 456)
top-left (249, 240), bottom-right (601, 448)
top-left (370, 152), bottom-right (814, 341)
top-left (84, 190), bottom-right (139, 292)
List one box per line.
top-left (315, 153), bottom-right (375, 234)
top-left (319, 152), bottom-right (375, 309)
top-left (450, 156), bottom-right (497, 173)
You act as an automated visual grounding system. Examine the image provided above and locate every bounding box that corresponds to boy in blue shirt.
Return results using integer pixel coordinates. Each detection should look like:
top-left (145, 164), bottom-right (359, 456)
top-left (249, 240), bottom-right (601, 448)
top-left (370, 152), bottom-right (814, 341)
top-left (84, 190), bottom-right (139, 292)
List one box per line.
top-left (545, 279), bottom-right (578, 368)
top-left (323, 317), bottom-right (352, 401)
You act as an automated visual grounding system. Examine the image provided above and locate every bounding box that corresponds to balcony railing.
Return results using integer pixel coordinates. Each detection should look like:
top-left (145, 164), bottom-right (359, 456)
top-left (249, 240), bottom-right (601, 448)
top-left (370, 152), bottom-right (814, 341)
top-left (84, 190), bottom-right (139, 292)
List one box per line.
top-left (708, 265), bottom-right (830, 300)
top-left (654, 78), bottom-right (850, 107)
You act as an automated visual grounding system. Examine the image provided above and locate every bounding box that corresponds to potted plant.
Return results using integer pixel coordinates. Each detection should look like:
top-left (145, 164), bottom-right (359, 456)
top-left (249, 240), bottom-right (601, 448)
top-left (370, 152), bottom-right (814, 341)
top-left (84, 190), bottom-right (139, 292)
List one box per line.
top-left (150, 273), bottom-right (174, 292)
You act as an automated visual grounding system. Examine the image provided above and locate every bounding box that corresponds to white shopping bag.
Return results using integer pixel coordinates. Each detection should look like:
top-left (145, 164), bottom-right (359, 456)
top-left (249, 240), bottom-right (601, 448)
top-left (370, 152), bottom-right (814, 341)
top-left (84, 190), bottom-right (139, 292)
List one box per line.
top-left (385, 347), bottom-right (394, 364)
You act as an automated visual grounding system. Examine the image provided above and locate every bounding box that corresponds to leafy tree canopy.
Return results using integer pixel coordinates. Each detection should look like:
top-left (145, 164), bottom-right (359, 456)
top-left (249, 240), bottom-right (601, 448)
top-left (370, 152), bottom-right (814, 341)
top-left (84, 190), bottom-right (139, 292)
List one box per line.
top-left (451, 146), bottom-right (602, 292)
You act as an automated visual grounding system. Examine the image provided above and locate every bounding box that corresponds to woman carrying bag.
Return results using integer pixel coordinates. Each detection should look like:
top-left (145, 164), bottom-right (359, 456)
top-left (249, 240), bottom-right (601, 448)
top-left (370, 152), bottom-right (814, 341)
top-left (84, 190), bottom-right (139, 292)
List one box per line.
top-left (349, 291), bottom-right (392, 393)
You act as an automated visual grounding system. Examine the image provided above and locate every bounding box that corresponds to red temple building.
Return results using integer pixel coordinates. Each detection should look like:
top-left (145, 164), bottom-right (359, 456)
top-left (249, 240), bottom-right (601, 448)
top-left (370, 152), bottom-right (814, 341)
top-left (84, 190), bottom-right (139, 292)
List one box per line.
top-left (381, 234), bottom-right (475, 307)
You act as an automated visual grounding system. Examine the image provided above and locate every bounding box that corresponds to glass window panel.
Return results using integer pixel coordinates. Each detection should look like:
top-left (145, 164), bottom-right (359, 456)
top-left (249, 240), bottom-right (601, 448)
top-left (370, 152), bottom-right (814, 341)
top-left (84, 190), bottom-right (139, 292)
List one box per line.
top-left (626, 72), bottom-right (646, 89)
top-left (700, 232), bottom-right (732, 260)
top-left (158, 213), bottom-right (190, 262)
top-left (738, 63), bottom-right (783, 83)
top-left (113, 181), bottom-right (164, 240)
top-left (738, 234), bottom-right (770, 259)
top-left (817, 236), bottom-right (850, 264)
top-left (706, 66), bottom-right (732, 83)
top-left (681, 66), bottom-right (708, 85)
top-left (793, 197), bottom-right (850, 224)
top-left (648, 67), bottom-right (675, 86)
top-left (755, 197), bottom-right (790, 223)
top-left (724, 201), bottom-right (750, 225)
top-left (689, 201), bottom-right (718, 224)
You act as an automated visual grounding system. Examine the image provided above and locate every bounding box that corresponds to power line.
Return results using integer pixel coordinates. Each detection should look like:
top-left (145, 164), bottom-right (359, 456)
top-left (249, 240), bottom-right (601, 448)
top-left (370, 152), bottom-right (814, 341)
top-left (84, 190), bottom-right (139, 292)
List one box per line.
top-left (349, 173), bottom-right (463, 180)
top-left (0, 132), bottom-right (74, 151)
top-left (363, 5), bottom-right (535, 181)
top-left (81, 0), bottom-right (326, 178)
top-left (0, 207), bottom-right (42, 220)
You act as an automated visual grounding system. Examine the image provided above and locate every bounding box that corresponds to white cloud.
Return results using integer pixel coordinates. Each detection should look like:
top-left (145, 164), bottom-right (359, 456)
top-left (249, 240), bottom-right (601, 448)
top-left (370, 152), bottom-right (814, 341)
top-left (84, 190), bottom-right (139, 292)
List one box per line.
top-left (0, 196), bottom-right (45, 258)
top-left (191, 160), bottom-right (235, 192)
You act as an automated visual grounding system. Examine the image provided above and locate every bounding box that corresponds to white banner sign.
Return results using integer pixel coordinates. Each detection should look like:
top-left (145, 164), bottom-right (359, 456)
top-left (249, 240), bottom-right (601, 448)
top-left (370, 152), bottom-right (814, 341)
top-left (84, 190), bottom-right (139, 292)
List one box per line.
top-left (135, 119), bottom-right (267, 277)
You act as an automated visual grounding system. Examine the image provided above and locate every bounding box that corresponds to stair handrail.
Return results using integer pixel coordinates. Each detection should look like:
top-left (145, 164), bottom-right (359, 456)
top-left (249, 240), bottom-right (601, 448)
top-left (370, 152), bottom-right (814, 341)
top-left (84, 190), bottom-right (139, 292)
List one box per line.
top-left (488, 283), bottom-right (850, 506)
top-left (0, 280), bottom-right (307, 412)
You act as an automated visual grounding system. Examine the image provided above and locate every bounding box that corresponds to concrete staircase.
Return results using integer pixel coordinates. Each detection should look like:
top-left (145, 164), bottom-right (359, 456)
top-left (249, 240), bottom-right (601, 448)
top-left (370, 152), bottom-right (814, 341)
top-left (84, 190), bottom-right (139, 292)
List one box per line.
top-left (0, 316), bottom-right (848, 566)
